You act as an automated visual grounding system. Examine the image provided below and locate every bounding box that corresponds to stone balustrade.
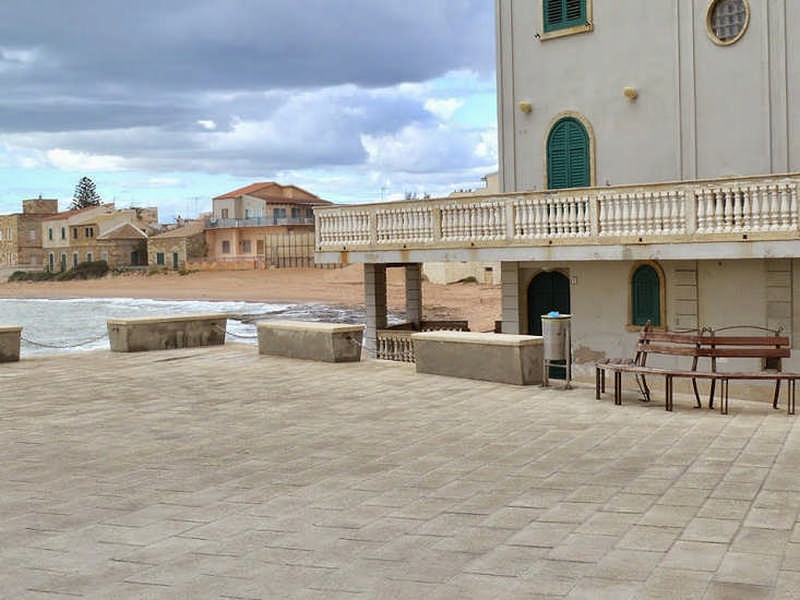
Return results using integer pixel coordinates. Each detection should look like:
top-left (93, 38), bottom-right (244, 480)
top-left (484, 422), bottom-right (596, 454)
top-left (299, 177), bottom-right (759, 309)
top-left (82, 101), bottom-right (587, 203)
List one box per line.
top-left (316, 173), bottom-right (800, 254)
top-left (376, 331), bottom-right (415, 362)
top-left (376, 320), bottom-right (471, 363)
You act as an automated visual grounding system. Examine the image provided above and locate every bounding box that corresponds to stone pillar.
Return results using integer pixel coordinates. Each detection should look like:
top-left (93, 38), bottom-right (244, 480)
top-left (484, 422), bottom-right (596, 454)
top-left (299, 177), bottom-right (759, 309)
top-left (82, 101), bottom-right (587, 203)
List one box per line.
top-left (364, 263), bottom-right (387, 357)
top-left (501, 261), bottom-right (521, 334)
top-left (405, 263), bottom-right (423, 327)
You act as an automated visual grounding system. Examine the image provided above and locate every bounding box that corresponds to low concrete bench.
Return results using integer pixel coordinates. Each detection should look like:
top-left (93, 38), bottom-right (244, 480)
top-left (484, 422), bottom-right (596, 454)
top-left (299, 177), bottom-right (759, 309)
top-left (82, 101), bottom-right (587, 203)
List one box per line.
top-left (412, 331), bottom-right (544, 385)
top-left (257, 320), bottom-right (364, 362)
top-left (0, 326), bottom-right (22, 362)
top-left (107, 314), bottom-right (227, 352)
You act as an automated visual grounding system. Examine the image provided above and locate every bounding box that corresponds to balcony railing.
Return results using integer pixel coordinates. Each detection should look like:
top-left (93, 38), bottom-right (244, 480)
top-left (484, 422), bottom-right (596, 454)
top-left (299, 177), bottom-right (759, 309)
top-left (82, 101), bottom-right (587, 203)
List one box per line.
top-left (206, 216), bottom-right (314, 229)
top-left (316, 173), bottom-right (800, 251)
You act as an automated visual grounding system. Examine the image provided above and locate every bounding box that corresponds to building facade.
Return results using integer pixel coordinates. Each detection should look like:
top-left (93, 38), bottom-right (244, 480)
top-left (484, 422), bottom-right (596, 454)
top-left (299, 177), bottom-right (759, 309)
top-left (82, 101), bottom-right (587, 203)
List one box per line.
top-left (314, 0), bottom-right (800, 394)
top-left (147, 221), bottom-right (206, 269)
top-left (0, 198), bottom-right (58, 273)
top-left (204, 182), bottom-right (331, 268)
top-left (496, 0), bottom-right (800, 192)
top-left (41, 205), bottom-right (158, 270)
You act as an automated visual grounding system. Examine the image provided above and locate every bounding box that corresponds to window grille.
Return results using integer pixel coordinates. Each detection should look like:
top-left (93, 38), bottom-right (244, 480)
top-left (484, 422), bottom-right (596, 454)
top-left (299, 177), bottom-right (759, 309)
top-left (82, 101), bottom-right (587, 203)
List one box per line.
top-left (709, 0), bottom-right (747, 43)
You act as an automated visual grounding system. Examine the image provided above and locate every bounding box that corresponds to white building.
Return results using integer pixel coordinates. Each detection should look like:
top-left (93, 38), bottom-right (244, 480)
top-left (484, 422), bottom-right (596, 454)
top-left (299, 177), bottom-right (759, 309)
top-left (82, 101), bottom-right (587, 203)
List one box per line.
top-left (314, 0), bottom-right (800, 389)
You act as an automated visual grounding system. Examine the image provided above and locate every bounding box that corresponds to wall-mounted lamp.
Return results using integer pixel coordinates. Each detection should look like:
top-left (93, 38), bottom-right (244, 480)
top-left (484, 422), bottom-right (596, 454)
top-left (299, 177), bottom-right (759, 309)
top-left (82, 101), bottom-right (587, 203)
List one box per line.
top-left (518, 101), bottom-right (533, 114)
top-left (623, 86), bottom-right (639, 100)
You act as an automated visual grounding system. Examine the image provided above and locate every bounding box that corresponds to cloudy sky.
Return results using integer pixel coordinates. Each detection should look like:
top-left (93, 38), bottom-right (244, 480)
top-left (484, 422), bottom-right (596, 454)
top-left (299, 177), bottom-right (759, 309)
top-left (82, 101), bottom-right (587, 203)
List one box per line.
top-left (0, 1), bottom-right (497, 220)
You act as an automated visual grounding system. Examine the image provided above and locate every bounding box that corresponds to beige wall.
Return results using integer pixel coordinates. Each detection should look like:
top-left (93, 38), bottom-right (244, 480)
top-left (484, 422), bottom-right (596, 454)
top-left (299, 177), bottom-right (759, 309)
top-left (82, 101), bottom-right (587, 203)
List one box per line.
top-left (496, 0), bottom-right (799, 192)
top-left (506, 259), bottom-right (800, 378)
top-left (148, 233), bottom-right (206, 269)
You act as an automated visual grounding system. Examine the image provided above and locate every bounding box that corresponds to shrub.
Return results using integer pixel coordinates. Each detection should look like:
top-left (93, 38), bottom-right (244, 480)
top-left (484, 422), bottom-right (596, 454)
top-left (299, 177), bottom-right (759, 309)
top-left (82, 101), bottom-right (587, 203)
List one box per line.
top-left (8, 260), bottom-right (110, 283)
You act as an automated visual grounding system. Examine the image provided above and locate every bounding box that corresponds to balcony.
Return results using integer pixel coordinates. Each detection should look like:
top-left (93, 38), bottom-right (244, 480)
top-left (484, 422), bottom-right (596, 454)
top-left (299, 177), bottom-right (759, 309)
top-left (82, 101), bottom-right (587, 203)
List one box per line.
top-left (315, 173), bottom-right (800, 264)
top-left (205, 216), bottom-right (314, 229)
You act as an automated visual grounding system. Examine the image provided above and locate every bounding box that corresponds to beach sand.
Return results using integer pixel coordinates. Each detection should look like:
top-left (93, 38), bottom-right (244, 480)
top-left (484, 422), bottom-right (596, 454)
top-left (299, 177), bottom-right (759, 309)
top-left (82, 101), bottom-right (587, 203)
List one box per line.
top-left (0, 265), bottom-right (502, 332)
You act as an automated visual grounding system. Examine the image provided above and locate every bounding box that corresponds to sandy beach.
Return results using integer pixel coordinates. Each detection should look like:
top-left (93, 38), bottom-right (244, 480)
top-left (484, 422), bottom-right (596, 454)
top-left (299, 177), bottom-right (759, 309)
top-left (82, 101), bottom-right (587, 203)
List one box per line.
top-left (0, 265), bottom-right (502, 332)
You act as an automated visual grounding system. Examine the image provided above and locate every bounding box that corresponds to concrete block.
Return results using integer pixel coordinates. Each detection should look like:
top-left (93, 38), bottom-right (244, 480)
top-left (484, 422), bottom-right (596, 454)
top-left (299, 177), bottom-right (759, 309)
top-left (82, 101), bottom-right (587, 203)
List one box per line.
top-left (257, 320), bottom-right (364, 362)
top-left (0, 326), bottom-right (22, 362)
top-left (107, 314), bottom-right (227, 352)
top-left (412, 331), bottom-right (543, 385)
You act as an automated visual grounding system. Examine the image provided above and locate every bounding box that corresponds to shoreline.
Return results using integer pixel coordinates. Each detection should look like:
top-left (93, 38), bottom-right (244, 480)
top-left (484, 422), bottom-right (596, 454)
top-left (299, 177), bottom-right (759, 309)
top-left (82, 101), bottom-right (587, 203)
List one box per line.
top-left (0, 266), bottom-right (502, 332)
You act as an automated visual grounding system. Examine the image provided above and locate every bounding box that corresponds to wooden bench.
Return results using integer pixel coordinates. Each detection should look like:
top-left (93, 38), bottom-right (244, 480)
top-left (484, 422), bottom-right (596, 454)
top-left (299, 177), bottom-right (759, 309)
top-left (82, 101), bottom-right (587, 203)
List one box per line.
top-left (595, 324), bottom-right (797, 415)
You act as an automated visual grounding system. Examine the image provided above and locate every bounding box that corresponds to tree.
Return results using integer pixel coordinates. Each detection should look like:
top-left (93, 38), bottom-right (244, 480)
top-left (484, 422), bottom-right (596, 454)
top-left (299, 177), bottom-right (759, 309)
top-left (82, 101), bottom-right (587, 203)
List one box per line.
top-left (71, 177), bottom-right (102, 209)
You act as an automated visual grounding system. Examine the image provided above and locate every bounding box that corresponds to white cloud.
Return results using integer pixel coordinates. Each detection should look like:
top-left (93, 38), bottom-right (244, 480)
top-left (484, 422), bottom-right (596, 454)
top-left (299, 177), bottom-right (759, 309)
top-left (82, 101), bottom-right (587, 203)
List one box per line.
top-left (361, 123), bottom-right (492, 174)
top-left (196, 119), bottom-right (216, 130)
top-left (424, 98), bottom-right (464, 121)
top-left (45, 148), bottom-right (127, 172)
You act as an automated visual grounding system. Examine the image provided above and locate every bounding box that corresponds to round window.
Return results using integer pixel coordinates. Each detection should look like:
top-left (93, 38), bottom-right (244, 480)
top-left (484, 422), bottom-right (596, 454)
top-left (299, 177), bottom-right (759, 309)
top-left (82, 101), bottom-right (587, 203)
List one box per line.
top-left (706, 0), bottom-right (750, 45)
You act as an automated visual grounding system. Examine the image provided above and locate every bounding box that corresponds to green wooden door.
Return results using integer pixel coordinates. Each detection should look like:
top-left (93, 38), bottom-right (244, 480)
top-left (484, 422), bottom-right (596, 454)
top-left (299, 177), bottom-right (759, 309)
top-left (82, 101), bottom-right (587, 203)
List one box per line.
top-left (632, 265), bottom-right (661, 326)
top-left (528, 271), bottom-right (571, 379)
top-left (547, 117), bottom-right (590, 189)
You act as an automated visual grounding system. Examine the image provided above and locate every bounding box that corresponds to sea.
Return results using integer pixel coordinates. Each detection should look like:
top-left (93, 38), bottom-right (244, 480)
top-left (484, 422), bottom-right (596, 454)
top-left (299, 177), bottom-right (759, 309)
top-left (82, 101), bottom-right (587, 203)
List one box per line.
top-left (0, 298), bottom-right (401, 355)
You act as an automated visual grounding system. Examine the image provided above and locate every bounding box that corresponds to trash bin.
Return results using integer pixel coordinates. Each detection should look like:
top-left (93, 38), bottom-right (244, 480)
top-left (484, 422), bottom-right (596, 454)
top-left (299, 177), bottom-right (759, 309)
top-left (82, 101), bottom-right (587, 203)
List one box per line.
top-left (541, 312), bottom-right (572, 388)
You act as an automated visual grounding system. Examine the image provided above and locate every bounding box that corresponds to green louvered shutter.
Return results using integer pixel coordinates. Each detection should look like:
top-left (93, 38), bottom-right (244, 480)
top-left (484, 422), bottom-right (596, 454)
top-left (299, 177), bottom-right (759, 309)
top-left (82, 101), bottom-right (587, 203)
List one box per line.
top-left (632, 265), bottom-right (661, 326)
top-left (544, 0), bottom-right (586, 32)
top-left (547, 118), bottom-right (590, 189)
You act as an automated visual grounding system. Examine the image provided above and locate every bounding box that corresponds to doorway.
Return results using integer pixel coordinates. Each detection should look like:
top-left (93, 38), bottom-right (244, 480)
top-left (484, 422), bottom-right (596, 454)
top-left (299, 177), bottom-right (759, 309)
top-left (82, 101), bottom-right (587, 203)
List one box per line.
top-left (527, 271), bottom-right (571, 378)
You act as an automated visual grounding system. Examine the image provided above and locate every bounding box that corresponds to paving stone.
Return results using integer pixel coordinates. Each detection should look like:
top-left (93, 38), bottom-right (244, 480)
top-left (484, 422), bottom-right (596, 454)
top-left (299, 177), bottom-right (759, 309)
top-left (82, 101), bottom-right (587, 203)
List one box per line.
top-left (714, 551), bottom-right (782, 587)
top-left (3, 346), bottom-right (800, 599)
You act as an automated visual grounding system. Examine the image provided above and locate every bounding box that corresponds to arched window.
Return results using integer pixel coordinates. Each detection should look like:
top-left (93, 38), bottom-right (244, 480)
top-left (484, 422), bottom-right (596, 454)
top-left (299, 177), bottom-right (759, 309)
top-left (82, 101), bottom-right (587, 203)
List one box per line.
top-left (631, 265), bottom-right (662, 326)
top-left (547, 117), bottom-right (590, 190)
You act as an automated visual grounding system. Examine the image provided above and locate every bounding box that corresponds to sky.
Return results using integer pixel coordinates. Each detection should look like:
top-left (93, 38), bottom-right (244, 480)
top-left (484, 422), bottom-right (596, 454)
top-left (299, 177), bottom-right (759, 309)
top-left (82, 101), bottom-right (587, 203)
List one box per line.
top-left (0, 1), bottom-right (497, 221)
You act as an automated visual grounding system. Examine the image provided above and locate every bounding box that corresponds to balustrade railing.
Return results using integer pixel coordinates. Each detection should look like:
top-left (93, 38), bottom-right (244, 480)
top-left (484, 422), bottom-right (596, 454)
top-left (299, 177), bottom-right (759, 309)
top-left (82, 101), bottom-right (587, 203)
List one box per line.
top-left (376, 331), bottom-right (415, 362)
top-left (316, 174), bottom-right (800, 251)
top-left (376, 320), bottom-right (470, 362)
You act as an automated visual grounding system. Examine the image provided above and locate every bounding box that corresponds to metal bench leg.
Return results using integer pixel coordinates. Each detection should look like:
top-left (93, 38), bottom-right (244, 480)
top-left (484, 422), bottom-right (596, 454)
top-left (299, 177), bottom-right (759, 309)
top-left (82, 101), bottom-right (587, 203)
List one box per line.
top-left (773, 380), bottom-right (781, 410)
top-left (720, 379), bottom-right (728, 415)
top-left (636, 374), bottom-right (652, 402)
top-left (601, 369), bottom-right (606, 394)
top-left (614, 371), bottom-right (622, 405)
top-left (665, 374), bottom-right (673, 412)
top-left (690, 357), bottom-right (702, 408)
top-left (595, 368), bottom-right (601, 400)
top-left (790, 380), bottom-right (796, 416)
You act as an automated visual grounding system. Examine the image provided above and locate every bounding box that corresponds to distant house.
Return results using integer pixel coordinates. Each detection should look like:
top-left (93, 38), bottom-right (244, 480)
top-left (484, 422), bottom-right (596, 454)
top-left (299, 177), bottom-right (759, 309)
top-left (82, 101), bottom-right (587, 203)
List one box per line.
top-left (204, 182), bottom-right (332, 268)
top-left (41, 204), bottom-right (158, 270)
top-left (147, 220), bottom-right (206, 269)
top-left (0, 198), bottom-right (59, 274)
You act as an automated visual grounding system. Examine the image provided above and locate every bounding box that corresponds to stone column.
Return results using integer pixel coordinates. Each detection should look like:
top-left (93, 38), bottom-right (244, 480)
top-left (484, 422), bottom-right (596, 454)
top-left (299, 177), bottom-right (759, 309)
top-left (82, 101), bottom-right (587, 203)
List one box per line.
top-left (405, 263), bottom-right (423, 328)
top-left (364, 263), bottom-right (387, 357)
top-left (501, 261), bottom-right (521, 334)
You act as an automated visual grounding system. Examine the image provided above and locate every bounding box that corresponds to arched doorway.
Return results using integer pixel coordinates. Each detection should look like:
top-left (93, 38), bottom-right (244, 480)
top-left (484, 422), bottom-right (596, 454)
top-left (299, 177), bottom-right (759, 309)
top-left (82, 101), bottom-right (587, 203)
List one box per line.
top-left (527, 271), bottom-right (571, 335)
top-left (528, 271), bottom-right (571, 378)
top-left (547, 117), bottom-right (590, 190)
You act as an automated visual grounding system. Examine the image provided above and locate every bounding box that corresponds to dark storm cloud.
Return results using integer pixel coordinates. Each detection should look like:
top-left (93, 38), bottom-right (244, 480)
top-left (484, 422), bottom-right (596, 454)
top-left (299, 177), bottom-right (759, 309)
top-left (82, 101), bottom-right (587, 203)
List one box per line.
top-left (0, 0), bottom-right (495, 178)
top-left (0, 1), bottom-right (493, 92)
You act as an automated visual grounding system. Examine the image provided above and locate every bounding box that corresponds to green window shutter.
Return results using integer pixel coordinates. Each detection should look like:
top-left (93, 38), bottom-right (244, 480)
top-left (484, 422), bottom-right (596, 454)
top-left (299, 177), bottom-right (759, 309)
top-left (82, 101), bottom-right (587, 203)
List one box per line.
top-left (547, 118), bottom-right (590, 189)
top-left (632, 266), bottom-right (661, 326)
top-left (544, 0), bottom-right (586, 32)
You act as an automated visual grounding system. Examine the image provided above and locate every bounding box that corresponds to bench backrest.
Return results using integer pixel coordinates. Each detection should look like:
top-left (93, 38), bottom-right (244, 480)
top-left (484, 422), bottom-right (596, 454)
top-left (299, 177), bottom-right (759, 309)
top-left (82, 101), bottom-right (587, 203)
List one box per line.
top-left (636, 325), bottom-right (790, 365)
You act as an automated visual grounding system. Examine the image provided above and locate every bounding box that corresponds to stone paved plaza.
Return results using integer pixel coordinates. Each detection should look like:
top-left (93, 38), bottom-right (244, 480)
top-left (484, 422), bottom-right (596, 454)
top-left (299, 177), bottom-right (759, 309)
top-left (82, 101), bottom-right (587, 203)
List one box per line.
top-left (3, 344), bottom-right (800, 599)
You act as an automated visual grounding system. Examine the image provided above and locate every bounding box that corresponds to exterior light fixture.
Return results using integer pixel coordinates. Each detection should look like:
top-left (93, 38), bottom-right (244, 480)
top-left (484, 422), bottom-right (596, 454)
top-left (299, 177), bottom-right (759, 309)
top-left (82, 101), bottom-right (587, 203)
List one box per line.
top-left (623, 87), bottom-right (639, 100)
top-left (519, 101), bottom-right (533, 113)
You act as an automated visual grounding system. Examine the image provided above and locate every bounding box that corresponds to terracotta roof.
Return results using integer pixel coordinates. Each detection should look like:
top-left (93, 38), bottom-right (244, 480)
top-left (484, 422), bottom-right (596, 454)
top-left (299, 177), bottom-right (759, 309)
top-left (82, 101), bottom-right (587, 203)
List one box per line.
top-left (40, 204), bottom-right (114, 222)
top-left (97, 222), bottom-right (148, 240)
top-left (150, 221), bottom-right (205, 239)
top-left (213, 182), bottom-right (331, 206)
